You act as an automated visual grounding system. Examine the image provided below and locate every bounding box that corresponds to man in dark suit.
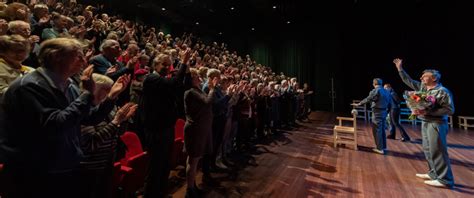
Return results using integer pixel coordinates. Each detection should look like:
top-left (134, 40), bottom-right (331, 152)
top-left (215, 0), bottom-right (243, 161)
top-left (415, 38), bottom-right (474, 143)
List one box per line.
top-left (384, 83), bottom-right (411, 142)
top-left (141, 50), bottom-right (191, 198)
top-left (357, 78), bottom-right (391, 154)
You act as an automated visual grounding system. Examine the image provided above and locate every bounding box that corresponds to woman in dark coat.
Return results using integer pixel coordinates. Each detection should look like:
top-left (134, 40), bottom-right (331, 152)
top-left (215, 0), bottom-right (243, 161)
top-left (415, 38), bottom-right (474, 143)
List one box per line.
top-left (183, 68), bottom-right (218, 197)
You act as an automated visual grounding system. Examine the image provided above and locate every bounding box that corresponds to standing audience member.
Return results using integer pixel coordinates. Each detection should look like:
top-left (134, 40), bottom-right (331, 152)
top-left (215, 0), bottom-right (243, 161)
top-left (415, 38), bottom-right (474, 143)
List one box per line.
top-left (80, 73), bottom-right (134, 198)
top-left (41, 14), bottom-right (69, 40)
top-left (1, 38), bottom-right (93, 198)
top-left (183, 68), bottom-right (218, 197)
top-left (141, 50), bottom-right (191, 198)
top-left (0, 34), bottom-right (33, 99)
top-left (8, 20), bottom-right (41, 68)
top-left (3, 2), bottom-right (29, 22)
top-left (89, 39), bottom-right (128, 78)
top-left (0, 19), bottom-right (8, 36)
top-left (202, 68), bottom-right (231, 175)
top-left (30, 4), bottom-right (51, 37)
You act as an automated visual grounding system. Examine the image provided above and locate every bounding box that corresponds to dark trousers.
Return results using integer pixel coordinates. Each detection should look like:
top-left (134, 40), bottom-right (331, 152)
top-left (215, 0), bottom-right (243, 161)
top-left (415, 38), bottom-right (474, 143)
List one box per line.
top-left (80, 166), bottom-right (114, 198)
top-left (422, 121), bottom-right (454, 186)
top-left (388, 108), bottom-right (410, 139)
top-left (371, 109), bottom-right (388, 150)
top-left (202, 115), bottom-right (226, 175)
top-left (212, 115), bottom-right (226, 158)
top-left (256, 113), bottom-right (265, 139)
top-left (237, 116), bottom-right (252, 148)
top-left (144, 127), bottom-right (174, 198)
top-left (2, 166), bottom-right (80, 198)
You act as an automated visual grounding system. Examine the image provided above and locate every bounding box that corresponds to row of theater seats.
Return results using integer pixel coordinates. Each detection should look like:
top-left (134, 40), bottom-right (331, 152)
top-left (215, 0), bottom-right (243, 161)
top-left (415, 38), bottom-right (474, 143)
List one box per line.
top-left (0, 119), bottom-right (187, 197)
top-left (113, 118), bottom-right (186, 196)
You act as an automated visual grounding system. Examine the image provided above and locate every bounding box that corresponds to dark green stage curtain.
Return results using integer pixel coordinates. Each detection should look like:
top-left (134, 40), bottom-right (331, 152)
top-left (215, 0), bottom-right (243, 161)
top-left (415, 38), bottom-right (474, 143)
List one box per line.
top-left (250, 39), bottom-right (337, 112)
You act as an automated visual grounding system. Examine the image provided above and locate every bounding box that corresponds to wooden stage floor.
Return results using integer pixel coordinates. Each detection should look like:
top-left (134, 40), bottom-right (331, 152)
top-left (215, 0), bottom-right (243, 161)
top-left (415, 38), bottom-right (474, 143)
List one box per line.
top-left (171, 111), bottom-right (474, 198)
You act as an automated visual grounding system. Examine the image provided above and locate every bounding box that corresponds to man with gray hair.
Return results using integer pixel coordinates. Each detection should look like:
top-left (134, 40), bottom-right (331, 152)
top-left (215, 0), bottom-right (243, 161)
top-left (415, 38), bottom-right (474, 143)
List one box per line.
top-left (89, 39), bottom-right (122, 75)
top-left (30, 3), bottom-right (50, 36)
top-left (393, 58), bottom-right (454, 188)
top-left (357, 78), bottom-right (391, 154)
top-left (90, 39), bottom-right (133, 105)
top-left (202, 68), bottom-right (231, 178)
top-left (8, 20), bottom-right (41, 68)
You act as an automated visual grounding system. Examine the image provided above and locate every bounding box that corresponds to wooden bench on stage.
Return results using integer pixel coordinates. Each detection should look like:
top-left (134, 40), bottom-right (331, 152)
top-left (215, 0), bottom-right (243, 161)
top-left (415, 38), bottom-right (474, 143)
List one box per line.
top-left (458, 116), bottom-right (474, 130)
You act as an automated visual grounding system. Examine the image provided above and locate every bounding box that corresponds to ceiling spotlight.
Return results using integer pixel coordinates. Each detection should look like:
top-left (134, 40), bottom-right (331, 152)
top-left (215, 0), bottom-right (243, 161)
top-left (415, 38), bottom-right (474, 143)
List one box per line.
top-left (195, 22), bottom-right (199, 25)
top-left (273, 6), bottom-right (277, 9)
top-left (161, 8), bottom-right (166, 11)
top-left (287, 21), bottom-right (291, 24)
top-left (230, 7), bottom-right (235, 10)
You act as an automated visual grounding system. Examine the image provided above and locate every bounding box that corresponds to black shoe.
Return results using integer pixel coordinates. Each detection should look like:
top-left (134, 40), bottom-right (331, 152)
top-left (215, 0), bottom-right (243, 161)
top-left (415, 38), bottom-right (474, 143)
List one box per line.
top-left (185, 187), bottom-right (198, 198)
top-left (194, 183), bottom-right (206, 196)
top-left (202, 174), bottom-right (220, 187)
top-left (401, 137), bottom-right (411, 142)
top-left (386, 135), bottom-right (395, 139)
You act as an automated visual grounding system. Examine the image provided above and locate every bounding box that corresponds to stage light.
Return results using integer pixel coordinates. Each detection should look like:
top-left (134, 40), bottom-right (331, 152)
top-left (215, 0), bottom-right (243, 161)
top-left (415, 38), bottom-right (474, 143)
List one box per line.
top-left (231, 7), bottom-right (235, 10)
top-left (287, 21), bottom-right (291, 24)
top-left (219, 32), bottom-right (223, 35)
top-left (273, 6), bottom-right (277, 9)
top-left (251, 27), bottom-right (255, 31)
top-left (195, 22), bottom-right (199, 25)
top-left (162, 8), bottom-right (166, 11)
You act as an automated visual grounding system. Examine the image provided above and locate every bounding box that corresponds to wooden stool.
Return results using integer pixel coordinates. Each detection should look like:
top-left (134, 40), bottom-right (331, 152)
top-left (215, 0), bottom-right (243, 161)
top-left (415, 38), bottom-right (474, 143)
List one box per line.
top-left (458, 116), bottom-right (474, 130)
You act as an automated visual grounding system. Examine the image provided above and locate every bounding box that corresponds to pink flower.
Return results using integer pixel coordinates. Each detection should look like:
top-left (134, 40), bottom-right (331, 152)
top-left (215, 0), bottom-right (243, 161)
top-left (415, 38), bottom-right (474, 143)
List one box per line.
top-left (425, 95), bottom-right (436, 104)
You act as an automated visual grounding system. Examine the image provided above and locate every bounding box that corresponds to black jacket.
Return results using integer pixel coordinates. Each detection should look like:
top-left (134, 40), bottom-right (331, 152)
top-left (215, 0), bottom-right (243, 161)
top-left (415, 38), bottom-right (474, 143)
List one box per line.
top-left (140, 63), bottom-right (188, 130)
top-left (0, 67), bottom-right (115, 173)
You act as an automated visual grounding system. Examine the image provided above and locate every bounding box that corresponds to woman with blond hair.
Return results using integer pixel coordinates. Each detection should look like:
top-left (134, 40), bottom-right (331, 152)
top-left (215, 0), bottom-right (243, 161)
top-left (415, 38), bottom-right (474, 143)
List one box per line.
top-left (80, 73), bottom-right (134, 198)
top-left (0, 34), bottom-right (33, 98)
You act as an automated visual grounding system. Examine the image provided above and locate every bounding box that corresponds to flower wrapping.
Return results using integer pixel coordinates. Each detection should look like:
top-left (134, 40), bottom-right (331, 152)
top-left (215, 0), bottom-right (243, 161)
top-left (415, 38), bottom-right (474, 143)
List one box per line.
top-left (403, 91), bottom-right (436, 120)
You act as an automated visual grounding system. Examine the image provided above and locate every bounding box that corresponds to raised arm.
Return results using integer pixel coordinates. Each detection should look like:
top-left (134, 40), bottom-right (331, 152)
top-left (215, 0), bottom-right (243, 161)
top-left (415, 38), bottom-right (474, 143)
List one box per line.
top-left (171, 48), bottom-right (192, 86)
top-left (394, 58), bottom-right (421, 90)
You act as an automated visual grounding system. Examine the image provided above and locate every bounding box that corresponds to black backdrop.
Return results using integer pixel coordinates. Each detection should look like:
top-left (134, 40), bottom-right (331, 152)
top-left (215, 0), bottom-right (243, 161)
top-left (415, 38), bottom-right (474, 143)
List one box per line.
top-left (221, 0), bottom-right (474, 116)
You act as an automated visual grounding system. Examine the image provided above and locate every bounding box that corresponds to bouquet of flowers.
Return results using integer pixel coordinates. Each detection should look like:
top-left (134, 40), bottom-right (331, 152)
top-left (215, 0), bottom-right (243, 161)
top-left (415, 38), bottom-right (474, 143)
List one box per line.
top-left (403, 91), bottom-right (436, 120)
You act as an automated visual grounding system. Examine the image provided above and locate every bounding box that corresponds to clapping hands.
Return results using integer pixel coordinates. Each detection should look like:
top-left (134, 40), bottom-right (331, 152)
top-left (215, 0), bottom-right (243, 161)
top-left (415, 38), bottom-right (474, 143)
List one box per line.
top-left (208, 77), bottom-right (219, 90)
top-left (108, 74), bottom-right (131, 99)
top-left (81, 65), bottom-right (95, 93)
top-left (112, 103), bottom-right (138, 125)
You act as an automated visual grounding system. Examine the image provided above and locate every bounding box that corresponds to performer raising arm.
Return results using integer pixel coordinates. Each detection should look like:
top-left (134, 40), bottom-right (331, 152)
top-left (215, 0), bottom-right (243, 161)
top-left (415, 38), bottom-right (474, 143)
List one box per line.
top-left (393, 58), bottom-right (454, 188)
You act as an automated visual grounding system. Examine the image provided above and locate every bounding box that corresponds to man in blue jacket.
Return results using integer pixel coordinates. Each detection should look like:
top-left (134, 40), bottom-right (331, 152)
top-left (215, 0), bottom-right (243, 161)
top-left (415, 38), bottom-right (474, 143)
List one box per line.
top-left (357, 78), bottom-right (391, 154)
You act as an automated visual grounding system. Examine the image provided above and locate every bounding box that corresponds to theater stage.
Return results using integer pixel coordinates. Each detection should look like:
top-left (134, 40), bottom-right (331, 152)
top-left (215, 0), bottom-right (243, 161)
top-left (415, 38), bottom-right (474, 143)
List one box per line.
top-left (171, 112), bottom-right (474, 198)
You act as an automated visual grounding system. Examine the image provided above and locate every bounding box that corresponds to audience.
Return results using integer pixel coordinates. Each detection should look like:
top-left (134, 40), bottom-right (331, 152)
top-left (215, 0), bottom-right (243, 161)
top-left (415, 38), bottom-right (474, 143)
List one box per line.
top-left (0, 1), bottom-right (307, 197)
